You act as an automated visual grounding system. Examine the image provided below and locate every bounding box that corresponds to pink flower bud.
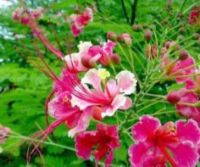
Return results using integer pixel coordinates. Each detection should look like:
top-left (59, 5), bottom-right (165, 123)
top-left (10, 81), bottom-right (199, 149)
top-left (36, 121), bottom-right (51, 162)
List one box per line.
top-left (144, 29), bottom-right (152, 41)
top-left (107, 31), bottom-right (117, 41)
top-left (146, 44), bottom-right (158, 59)
top-left (179, 50), bottom-right (189, 60)
top-left (117, 33), bottom-right (132, 46)
top-left (132, 24), bottom-right (143, 31)
top-left (167, 92), bottom-right (181, 104)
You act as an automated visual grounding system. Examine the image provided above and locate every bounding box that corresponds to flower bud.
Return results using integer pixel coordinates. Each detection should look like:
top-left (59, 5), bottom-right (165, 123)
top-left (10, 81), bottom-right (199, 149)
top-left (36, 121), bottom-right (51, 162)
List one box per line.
top-left (132, 24), bottom-right (143, 31)
top-left (107, 31), bottom-right (117, 41)
top-left (146, 44), bottom-right (158, 59)
top-left (117, 33), bottom-right (132, 46)
top-left (144, 29), bottom-right (152, 41)
top-left (92, 106), bottom-right (102, 121)
top-left (167, 92), bottom-right (181, 104)
top-left (179, 50), bottom-right (189, 60)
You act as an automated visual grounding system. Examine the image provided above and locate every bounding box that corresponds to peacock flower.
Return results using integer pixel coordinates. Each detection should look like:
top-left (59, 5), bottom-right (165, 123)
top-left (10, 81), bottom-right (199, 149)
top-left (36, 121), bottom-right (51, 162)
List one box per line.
top-left (71, 68), bottom-right (137, 118)
top-left (75, 124), bottom-right (120, 167)
top-left (129, 115), bottom-right (200, 167)
top-left (70, 7), bottom-right (93, 37)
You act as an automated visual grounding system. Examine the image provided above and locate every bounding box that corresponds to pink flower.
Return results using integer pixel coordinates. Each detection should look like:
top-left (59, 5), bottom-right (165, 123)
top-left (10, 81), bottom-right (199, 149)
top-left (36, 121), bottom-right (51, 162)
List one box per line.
top-left (129, 115), bottom-right (200, 167)
top-left (0, 125), bottom-right (10, 144)
top-left (71, 69), bottom-right (136, 118)
top-left (70, 7), bottom-right (93, 37)
top-left (64, 41), bottom-right (120, 71)
top-left (64, 42), bottom-right (93, 72)
top-left (12, 7), bottom-right (43, 25)
top-left (48, 69), bottom-right (94, 137)
top-left (167, 88), bottom-right (200, 122)
top-left (160, 43), bottom-right (195, 84)
top-left (75, 124), bottom-right (120, 167)
top-left (98, 40), bottom-right (120, 65)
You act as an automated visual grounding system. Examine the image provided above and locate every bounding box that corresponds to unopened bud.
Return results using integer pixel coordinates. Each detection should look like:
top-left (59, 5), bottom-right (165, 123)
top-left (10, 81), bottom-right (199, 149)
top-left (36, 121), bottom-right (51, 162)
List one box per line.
top-left (117, 33), bottom-right (132, 46)
top-left (179, 50), bottom-right (189, 60)
top-left (107, 31), bottom-right (117, 41)
top-left (144, 29), bottom-right (152, 41)
top-left (167, 92), bottom-right (181, 104)
top-left (132, 24), bottom-right (143, 31)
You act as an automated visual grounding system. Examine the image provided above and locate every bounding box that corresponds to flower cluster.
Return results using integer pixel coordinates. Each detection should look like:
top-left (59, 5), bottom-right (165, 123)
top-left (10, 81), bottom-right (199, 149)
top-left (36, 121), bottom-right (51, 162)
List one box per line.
top-left (64, 40), bottom-right (120, 72)
top-left (12, 5), bottom-right (200, 167)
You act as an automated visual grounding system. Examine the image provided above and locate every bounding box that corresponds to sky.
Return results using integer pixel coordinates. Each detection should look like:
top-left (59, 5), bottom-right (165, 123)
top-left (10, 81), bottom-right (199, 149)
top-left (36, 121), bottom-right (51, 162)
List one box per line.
top-left (0, 0), bottom-right (14, 8)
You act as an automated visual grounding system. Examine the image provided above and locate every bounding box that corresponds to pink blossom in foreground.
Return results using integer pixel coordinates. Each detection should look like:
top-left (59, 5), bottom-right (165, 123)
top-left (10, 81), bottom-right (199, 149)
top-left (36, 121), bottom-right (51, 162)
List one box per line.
top-left (0, 125), bottom-right (10, 144)
top-left (71, 69), bottom-right (137, 118)
top-left (70, 7), bottom-right (93, 37)
top-left (129, 115), bottom-right (200, 167)
top-left (75, 124), bottom-right (120, 167)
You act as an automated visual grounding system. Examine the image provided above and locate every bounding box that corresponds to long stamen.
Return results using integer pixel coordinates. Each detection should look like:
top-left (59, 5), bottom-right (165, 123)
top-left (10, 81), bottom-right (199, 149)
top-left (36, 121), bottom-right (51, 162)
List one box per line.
top-left (26, 10), bottom-right (64, 59)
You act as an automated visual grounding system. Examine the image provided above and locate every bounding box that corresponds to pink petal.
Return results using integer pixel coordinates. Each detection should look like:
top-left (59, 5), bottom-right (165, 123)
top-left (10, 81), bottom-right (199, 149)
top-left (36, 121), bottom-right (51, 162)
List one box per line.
top-left (68, 107), bottom-right (92, 137)
top-left (106, 79), bottom-right (119, 97)
top-left (82, 69), bottom-right (102, 91)
top-left (129, 142), bottom-right (149, 167)
top-left (101, 95), bottom-right (126, 117)
top-left (75, 131), bottom-right (97, 159)
top-left (116, 70), bottom-right (137, 95)
top-left (176, 119), bottom-right (200, 145)
top-left (132, 115), bottom-right (160, 142)
top-left (171, 142), bottom-right (199, 167)
top-left (119, 97), bottom-right (133, 110)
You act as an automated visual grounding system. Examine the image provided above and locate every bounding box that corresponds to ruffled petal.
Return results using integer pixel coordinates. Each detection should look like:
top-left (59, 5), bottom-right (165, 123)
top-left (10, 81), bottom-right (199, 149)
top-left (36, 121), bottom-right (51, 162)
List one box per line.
top-left (171, 142), bottom-right (199, 167)
top-left (101, 94), bottom-right (126, 117)
top-left (128, 142), bottom-right (149, 167)
top-left (132, 115), bottom-right (160, 142)
top-left (116, 70), bottom-right (137, 95)
top-left (75, 131), bottom-right (97, 159)
top-left (68, 108), bottom-right (92, 137)
top-left (176, 119), bottom-right (200, 145)
top-left (82, 69), bottom-right (102, 91)
top-left (119, 97), bottom-right (133, 110)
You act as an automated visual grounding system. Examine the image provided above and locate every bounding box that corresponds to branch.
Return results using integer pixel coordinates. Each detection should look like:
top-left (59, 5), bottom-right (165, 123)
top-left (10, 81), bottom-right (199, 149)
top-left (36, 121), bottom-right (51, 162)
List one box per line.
top-left (120, 0), bottom-right (129, 23)
top-left (130, 0), bottom-right (139, 25)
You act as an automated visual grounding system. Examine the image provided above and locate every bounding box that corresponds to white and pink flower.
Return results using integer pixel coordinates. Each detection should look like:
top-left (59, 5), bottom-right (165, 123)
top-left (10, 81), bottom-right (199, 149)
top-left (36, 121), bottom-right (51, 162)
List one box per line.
top-left (71, 68), bottom-right (137, 118)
